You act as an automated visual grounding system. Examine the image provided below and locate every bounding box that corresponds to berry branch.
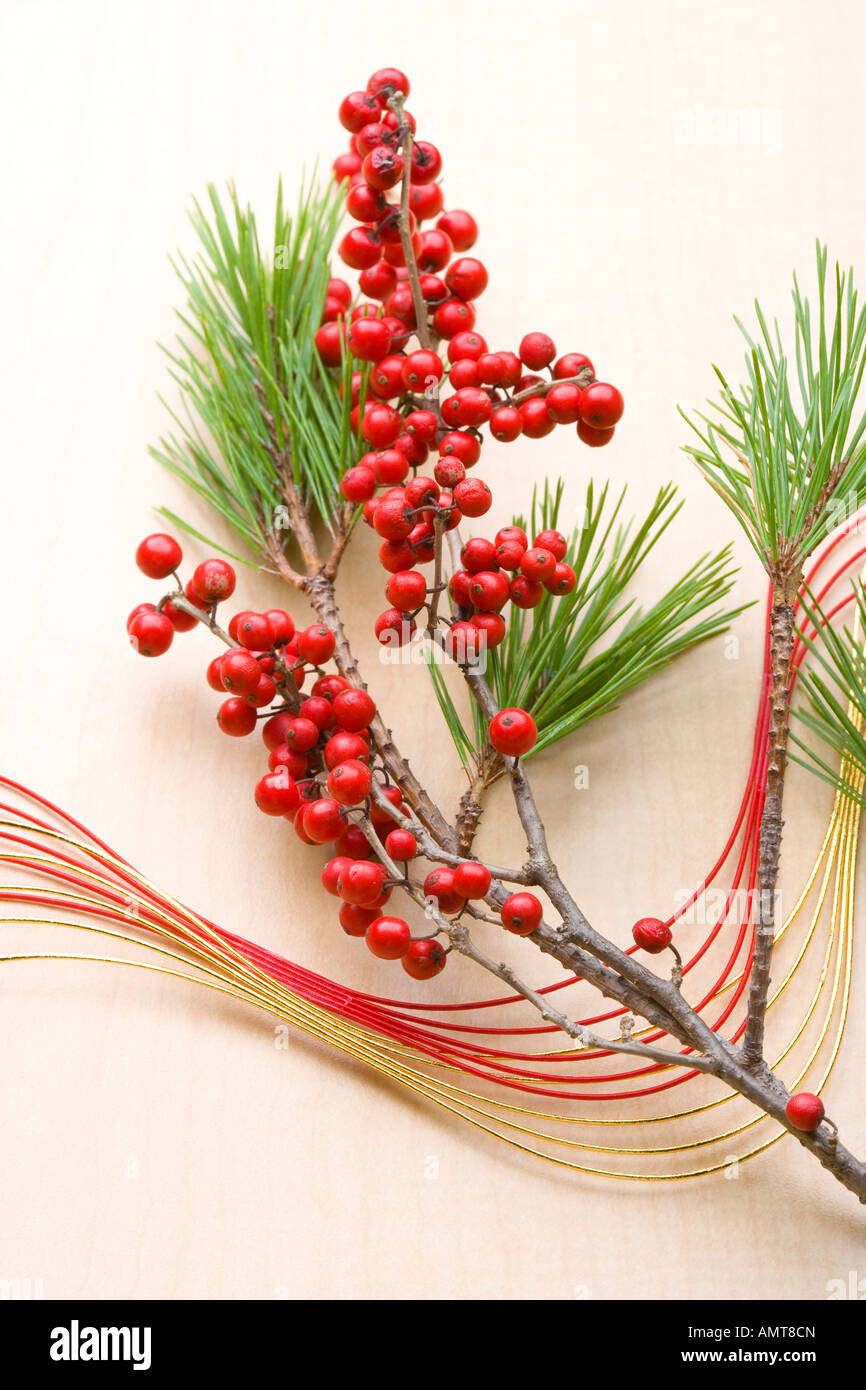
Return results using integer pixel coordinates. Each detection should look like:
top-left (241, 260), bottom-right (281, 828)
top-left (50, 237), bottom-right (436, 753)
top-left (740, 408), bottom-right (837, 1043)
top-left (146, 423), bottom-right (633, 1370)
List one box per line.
top-left (120, 72), bottom-right (866, 1202)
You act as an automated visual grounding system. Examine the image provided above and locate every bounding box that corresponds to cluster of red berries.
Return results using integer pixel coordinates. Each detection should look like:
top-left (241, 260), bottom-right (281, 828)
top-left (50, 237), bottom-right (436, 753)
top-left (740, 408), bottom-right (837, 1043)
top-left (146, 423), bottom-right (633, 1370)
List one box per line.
top-left (128, 533), bottom-right (547, 978)
top-left (322, 68), bottom-right (623, 651)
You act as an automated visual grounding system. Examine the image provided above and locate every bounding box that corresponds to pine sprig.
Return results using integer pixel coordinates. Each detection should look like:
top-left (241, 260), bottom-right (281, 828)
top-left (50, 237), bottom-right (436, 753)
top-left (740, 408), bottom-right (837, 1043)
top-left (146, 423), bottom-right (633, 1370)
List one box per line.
top-left (150, 179), bottom-right (347, 559)
top-left (681, 243), bottom-right (866, 571)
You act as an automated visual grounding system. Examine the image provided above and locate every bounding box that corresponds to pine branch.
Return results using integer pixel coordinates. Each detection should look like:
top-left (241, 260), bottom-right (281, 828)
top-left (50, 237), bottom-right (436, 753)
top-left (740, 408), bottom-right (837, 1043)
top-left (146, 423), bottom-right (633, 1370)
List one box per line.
top-left (683, 244), bottom-right (866, 1072)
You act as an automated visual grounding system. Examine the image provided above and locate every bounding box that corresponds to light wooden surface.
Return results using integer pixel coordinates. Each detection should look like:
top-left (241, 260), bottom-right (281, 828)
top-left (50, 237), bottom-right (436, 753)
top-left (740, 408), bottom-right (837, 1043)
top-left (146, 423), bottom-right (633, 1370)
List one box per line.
top-left (2, 0), bottom-right (866, 1300)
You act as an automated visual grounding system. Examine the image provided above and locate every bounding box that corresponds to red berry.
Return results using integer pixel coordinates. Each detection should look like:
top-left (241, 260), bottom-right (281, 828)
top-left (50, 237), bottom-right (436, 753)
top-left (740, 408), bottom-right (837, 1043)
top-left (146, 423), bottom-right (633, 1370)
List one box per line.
top-left (190, 558), bottom-right (236, 604)
top-left (127, 602), bottom-right (156, 632)
top-left (454, 478), bottom-right (492, 517)
top-left (220, 648), bottom-right (262, 695)
top-left (447, 330), bottom-right (488, 364)
top-left (362, 145), bottom-right (405, 191)
top-left (311, 674), bottom-right (350, 701)
top-left (366, 916), bottom-right (411, 960)
top-left (401, 349), bottom-right (444, 392)
top-left (386, 569), bottom-right (426, 611)
top-left (448, 570), bottom-right (474, 607)
top-left (374, 496), bottom-right (413, 540)
top-left (335, 825), bottom-right (373, 860)
top-left (236, 612), bottom-right (275, 651)
top-left (315, 321), bottom-right (346, 366)
top-left (453, 387), bottom-right (492, 428)
top-left (359, 259), bottom-right (397, 301)
top-left (501, 892), bottom-right (543, 935)
top-left (444, 621), bottom-right (484, 663)
top-left (324, 730), bottom-right (370, 767)
top-left (298, 696), bottom-right (335, 733)
top-left (461, 537), bottom-right (498, 573)
top-left (410, 140), bottom-right (442, 185)
top-left (409, 183), bottom-right (445, 220)
top-left (135, 533), bottom-right (182, 580)
top-left (417, 229), bottom-right (453, 272)
top-left (322, 856), bottom-right (354, 897)
top-left (495, 540), bottom-right (525, 571)
top-left (339, 903), bottom-right (379, 937)
top-left (205, 654), bottom-right (225, 691)
top-left (355, 122), bottom-right (387, 157)
top-left (385, 828), bottom-right (417, 861)
top-left (339, 226), bottom-right (381, 270)
top-left (305, 797), bottom-right (348, 844)
top-left (268, 745), bottom-right (308, 779)
top-left (521, 547), bottom-right (557, 582)
top-left (128, 610), bottom-right (174, 657)
top-left (423, 867), bottom-right (465, 915)
top-left (339, 90), bottom-right (381, 133)
top-left (372, 448), bottom-right (410, 484)
top-left (469, 570), bottom-right (510, 612)
top-left (341, 465), bottom-right (376, 503)
top-left (520, 397), bottom-right (555, 439)
top-left (519, 332), bottom-right (557, 370)
top-left (402, 939), bottom-right (447, 979)
top-left (490, 406), bottom-right (523, 442)
top-left (497, 525), bottom-right (528, 549)
top-left (475, 353), bottom-right (505, 385)
top-left (405, 409), bottom-right (439, 443)
top-left (445, 258), bottom-right (488, 301)
top-left (577, 419), bottom-right (616, 448)
top-left (472, 612), bottom-right (506, 647)
top-left (449, 359), bottom-right (479, 389)
top-left (489, 707), bottom-right (537, 757)
top-left (254, 772), bottom-right (300, 817)
top-left (346, 180), bottom-right (382, 221)
top-left (545, 382), bottom-right (583, 425)
top-left (375, 608), bottom-right (416, 646)
top-left (297, 624), bottom-right (336, 665)
top-left (631, 917), bottom-right (672, 953)
top-left (332, 687), bottom-right (376, 731)
top-left (510, 575), bottom-right (544, 608)
top-left (533, 529), bottom-right (568, 560)
top-left (162, 599), bottom-right (198, 633)
top-left (432, 297), bottom-right (475, 338)
top-left (328, 758), bottom-right (373, 806)
top-left (436, 209), bottom-right (478, 252)
top-left (785, 1093), bottom-right (825, 1132)
top-left (328, 278), bottom-right (352, 309)
top-left (245, 673), bottom-right (276, 708)
top-left (579, 382), bottom-right (624, 429)
top-left (438, 430), bottom-right (481, 466)
top-left (340, 861), bottom-right (387, 907)
top-left (434, 457), bottom-right (466, 488)
top-left (264, 610), bottom-right (295, 645)
top-left (452, 861), bottom-right (492, 899)
top-left (554, 352), bottom-right (594, 380)
top-left (379, 539), bottom-right (415, 573)
top-left (217, 696), bottom-right (256, 737)
top-left (348, 316), bottom-right (392, 362)
top-left (383, 285), bottom-right (417, 326)
top-left (366, 67), bottom-right (410, 100)
top-left (362, 403), bottom-right (403, 448)
top-left (545, 562), bottom-right (577, 595)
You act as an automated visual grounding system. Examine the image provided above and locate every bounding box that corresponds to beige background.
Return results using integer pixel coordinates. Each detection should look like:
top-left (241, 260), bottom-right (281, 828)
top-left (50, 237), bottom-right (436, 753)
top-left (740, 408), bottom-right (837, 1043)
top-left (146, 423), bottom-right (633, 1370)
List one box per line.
top-left (2, 0), bottom-right (866, 1299)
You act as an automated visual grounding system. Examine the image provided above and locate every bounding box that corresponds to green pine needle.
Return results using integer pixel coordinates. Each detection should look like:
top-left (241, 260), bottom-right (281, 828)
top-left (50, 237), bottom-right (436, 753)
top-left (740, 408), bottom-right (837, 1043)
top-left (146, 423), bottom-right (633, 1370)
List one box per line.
top-left (150, 178), bottom-right (347, 557)
top-left (681, 243), bottom-right (866, 569)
